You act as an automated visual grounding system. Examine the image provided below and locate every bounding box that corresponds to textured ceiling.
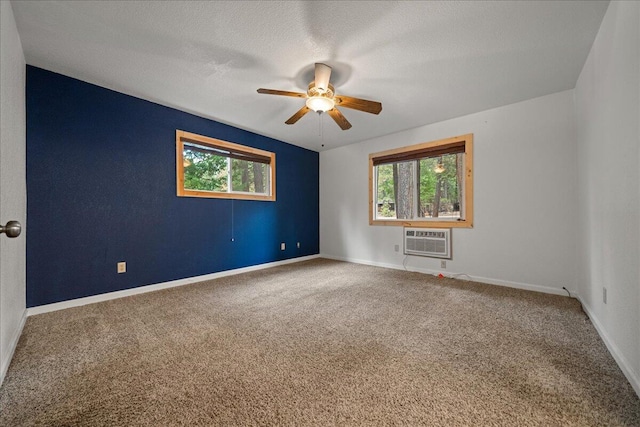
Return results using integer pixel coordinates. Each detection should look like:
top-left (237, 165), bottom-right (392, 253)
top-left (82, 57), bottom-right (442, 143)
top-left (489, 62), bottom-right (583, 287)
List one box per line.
top-left (11, 1), bottom-right (608, 151)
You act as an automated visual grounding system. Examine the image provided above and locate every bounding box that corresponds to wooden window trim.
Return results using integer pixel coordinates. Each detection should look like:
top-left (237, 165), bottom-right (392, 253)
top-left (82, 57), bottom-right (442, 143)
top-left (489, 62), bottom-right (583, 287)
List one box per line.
top-left (369, 134), bottom-right (473, 228)
top-left (176, 130), bottom-right (276, 201)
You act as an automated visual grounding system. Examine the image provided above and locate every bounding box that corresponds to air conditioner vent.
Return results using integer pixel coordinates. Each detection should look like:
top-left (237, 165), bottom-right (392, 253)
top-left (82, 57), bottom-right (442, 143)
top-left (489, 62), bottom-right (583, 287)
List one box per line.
top-left (404, 227), bottom-right (451, 259)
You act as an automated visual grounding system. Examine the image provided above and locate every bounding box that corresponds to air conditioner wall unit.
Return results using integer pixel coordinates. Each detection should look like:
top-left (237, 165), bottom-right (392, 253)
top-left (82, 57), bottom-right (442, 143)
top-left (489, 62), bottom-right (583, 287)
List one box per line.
top-left (404, 227), bottom-right (451, 259)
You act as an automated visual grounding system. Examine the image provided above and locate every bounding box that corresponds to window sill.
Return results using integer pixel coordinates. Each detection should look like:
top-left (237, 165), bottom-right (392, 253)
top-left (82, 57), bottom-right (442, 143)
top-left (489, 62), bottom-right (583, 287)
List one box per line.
top-left (369, 219), bottom-right (472, 228)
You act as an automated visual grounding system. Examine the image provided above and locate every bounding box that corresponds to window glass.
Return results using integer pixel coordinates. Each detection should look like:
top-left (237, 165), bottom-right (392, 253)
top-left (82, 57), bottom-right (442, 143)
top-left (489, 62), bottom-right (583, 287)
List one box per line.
top-left (376, 153), bottom-right (463, 220)
top-left (183, 142), bottom-right (229, 193)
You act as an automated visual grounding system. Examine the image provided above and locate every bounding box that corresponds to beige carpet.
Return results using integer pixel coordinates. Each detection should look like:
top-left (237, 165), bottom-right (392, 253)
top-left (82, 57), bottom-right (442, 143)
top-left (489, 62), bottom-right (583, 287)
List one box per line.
top-left (1, 258), bottom-right (638, 426)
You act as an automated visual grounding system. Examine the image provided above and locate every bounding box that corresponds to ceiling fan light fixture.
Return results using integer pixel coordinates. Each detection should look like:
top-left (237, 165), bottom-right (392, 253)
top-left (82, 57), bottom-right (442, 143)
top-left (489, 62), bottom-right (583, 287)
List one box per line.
top-left (306, 96), bottom-right (335, 112)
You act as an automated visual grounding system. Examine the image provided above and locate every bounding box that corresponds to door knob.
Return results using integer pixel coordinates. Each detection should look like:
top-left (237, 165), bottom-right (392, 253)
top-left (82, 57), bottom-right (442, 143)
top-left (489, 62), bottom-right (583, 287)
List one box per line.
top-left (0, 221), bottom-right (21, 238)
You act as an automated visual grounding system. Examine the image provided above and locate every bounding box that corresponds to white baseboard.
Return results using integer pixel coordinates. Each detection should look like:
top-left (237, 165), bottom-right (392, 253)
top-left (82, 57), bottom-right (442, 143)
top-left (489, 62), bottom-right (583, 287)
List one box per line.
top-left (577, 296), bottom-right (640, 398)
top-left (27, 255), bottom-right (320, 316)
top-left (0, 308), bottom-right (27, 387)
top-left (320, 254), bottom-right (571, 296)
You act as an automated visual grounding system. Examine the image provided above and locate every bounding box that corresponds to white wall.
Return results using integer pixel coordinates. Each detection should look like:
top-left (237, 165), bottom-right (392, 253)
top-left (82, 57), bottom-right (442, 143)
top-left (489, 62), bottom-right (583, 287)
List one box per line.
top-left (574, 0), bottom-right (639, 395)
top-left (0, 1), bottom-right (27, 385)
top-left (321, 89), bottom-right (577, 295)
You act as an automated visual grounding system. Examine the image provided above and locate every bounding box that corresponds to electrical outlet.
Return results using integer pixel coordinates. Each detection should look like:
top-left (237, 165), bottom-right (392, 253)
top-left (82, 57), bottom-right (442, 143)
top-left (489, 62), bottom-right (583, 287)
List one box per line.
top-left (394, 244), bottom-right (399, 252)
top-left (440, 260), bottom-right (446, 269)
top-left (603, 287), bottom-right (607, 304)
top-left (117, 262), bottom-right (126, 274)
top-left (297, 242), bottom-right (300, 249)
top-left (280, 242), bottom-right (285, 250)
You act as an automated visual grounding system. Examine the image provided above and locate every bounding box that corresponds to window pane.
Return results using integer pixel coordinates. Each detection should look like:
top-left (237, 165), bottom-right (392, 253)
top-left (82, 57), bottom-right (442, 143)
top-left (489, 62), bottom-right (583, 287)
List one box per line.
top-left (375, 161), bottom-right (415, 220)
top-left (376, 164), bottom-right (396, 218)
top-left (230, 159), bottom-right (269, 194)
top-left (419, 153), bottom-right (461, 220)
top-left (183, 143), bottom-right (228, 192)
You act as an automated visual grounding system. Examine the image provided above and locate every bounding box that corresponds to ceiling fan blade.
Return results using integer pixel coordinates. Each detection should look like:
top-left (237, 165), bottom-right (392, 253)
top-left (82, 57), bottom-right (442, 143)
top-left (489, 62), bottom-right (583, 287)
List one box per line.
top-left (285, 106), bottom-right (311, 125)
top-left (257, 88), bottom-right (307, 98)
top-left (327, 108), bottom-right (352, 130)
top-left (314, 63), bottom-right (332, 93)
top-left (334, 95), bottom-right (382, 115)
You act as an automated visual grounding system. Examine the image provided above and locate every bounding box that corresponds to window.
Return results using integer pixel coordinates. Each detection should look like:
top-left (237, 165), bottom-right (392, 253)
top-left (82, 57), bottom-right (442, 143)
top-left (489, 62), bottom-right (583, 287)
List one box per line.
top-left (176, 130), bottom-right (275, 201)
top-left (369, 134), bottom-right (473, 228)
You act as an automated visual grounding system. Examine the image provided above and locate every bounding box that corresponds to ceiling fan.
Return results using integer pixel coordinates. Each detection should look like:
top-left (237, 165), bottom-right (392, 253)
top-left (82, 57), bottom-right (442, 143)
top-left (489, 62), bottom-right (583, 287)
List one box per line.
top-left (257, 63), bottom-right (382, 130)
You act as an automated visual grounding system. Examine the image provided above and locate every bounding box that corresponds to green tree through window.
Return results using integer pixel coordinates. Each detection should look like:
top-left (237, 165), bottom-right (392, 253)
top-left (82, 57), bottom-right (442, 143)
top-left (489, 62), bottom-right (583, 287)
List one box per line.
top-left (183, 143), bottom-right (228, 192)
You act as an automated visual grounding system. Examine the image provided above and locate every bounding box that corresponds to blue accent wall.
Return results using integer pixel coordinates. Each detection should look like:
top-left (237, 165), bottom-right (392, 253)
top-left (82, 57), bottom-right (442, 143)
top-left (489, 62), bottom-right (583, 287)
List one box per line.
top-left (26, 66), bottom-right (319, 307)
